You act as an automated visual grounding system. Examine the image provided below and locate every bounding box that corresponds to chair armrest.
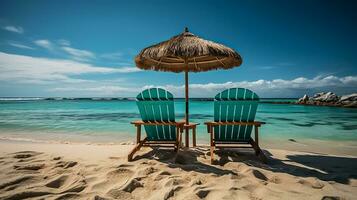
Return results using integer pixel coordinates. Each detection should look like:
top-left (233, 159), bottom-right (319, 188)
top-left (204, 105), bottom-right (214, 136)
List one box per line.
top-left (179, 118), bottom-right (186, 123)
top-left (204, 121), bottom-right (266, 127)
top-left (131, 120), bottom-right (185, 126)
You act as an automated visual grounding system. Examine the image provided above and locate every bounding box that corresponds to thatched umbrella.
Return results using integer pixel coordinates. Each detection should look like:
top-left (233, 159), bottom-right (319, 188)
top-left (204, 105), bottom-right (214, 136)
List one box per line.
top-left (135, 27), bottom-right (242, 140)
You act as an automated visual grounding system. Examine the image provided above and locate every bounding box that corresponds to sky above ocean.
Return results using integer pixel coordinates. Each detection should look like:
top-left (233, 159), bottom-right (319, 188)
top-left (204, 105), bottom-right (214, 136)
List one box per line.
top-left (0, 0), bottom-right (356, 98)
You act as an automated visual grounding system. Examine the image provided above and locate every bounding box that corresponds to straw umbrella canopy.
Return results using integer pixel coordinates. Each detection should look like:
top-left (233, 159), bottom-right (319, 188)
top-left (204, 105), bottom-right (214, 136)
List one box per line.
top-left (135, 27), bottom-right (242, 128)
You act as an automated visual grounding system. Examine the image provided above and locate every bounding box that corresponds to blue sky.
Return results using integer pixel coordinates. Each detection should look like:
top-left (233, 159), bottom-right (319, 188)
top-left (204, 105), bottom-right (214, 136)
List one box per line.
top-left (0, 0), bottom-right (356, 98)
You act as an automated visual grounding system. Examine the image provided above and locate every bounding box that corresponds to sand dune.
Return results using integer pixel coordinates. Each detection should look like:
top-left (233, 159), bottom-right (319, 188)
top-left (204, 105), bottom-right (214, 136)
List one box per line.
top-left (0, 141), bottom-right (356, 200)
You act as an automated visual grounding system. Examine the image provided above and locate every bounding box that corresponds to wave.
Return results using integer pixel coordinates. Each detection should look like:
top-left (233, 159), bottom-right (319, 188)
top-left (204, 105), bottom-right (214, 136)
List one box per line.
top-left (0, 97), bottom-right (46, 101)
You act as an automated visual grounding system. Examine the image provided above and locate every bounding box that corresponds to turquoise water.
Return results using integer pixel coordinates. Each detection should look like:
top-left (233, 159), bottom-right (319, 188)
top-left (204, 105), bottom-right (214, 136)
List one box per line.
top-left (0, 99), bottom-right (356, 144)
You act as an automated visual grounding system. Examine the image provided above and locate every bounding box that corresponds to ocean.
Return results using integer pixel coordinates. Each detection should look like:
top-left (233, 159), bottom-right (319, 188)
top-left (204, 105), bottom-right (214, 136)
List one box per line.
top-left (0, 98), bottom-right (357, 147)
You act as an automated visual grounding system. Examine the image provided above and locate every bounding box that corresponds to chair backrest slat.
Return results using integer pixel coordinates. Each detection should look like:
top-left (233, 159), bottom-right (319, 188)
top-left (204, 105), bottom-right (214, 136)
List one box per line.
top-left (136, 88), bottom-right (176, 141)
top-left (213, 88), bottom-right (259, 142)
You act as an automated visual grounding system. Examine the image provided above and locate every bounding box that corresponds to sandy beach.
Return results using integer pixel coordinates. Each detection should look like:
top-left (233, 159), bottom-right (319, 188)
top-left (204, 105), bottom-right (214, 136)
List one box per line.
top-left (0, 139), bottom-right (356, 200)
top-left (1, 0), bottom-right (357, 199)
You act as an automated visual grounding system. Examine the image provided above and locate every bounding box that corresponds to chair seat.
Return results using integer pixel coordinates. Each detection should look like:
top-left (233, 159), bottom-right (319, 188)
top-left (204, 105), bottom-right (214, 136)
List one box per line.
top-left (214, 138), bottom-right (250, 143)
top-left (146, 138), bottom-right (177, 141)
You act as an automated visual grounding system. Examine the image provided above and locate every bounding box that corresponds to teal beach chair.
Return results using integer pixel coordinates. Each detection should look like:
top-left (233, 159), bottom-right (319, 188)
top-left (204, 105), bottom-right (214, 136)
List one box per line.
top-left (205, 88), bottom-right (267, 163)
top-left (128, 88), bottom-right (184, 161)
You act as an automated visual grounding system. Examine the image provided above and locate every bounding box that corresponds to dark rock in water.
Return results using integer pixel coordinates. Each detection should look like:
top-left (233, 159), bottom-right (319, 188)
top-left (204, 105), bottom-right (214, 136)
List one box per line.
top-left (288, 139), bottom-right (297, 142)
top-left (298, 94), bottom-right (309, 103)
top-left (296, 92), bottom-right (357, 108)
top-left (339, 93), bottom-right (357, 102)
top-left (312, 92), bottom-right (339, 102)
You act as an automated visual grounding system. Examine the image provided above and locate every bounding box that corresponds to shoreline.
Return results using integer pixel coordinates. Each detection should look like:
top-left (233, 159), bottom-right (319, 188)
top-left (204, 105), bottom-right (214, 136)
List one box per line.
top-left (1, 132), bottom-right (357, 157)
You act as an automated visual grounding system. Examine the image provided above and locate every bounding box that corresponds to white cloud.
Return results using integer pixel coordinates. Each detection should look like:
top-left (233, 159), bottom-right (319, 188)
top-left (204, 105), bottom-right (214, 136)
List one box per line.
top-left (44, 75), bottom-right (357, 97)
top-left (50, 86), bottom-right (135, 95)
top-left (62, 46), bottom-right (95, 61)
top-left (34, 39), bottom-right (94, 62)
top-left (143, 75), bottom-right (357, 97)
top-left (0, 52), bottom-right (140, 85)
top-left (114, 67), bottom-right (141, 73)
top-left (8, 42), bottom-right (34, 50)
top-left (34, 39), bottom-right (53, 50)
top-left (1, 52), bottom-right (355, 97)
top-left (32, 39), bottom-right (127, 64)
top-left (3, 26), bottom-right (24, 34)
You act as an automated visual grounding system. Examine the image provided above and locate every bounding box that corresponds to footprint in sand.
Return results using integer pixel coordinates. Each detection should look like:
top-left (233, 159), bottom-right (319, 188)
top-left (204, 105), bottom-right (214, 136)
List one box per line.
top-left (91, 167), bottom-right (135, 192)
top-left (0, 191), bottom-right (51, 200)
top-left (153, 171), bottom-right (171, 181)
top-left (0, 175), bottom-right (35, 190)
top-left (164, 178), bottom-right (186, 187)
top-left (53, 193), bottom-right (81, 200)
top-left (121, 178), bottom-right (143, 192)
top-left (242, 183), bottom-right (259, 192)
top-left (163, 186), bottom-right (182, 200)
top-left (137, 166), bottom-right (157, 177)
top-left (13, 163), bottom-right (45, 171)
top-left (12, 151), bottom-right (42, 159)
top-left (44, 172), bottom-right (86, 193)
top-left (106, 189), bottom-right (134, 199)
top-left (53, 157), bottom-right (61, 160)
top-left (190, 177), bottom-right (205, 186)
top-left (12, 153), bottom-right (33, 159)
top-left (55, 161), bottom-right (77, 169)
top-left (117, 163), bottom-right (134, 168)
top-left (107, 167), bottom-right (134, 177)
top-left (93, 194), bottom-right (117, 200)
top-left (106, 177), bottom-right (143, 199)
top-left (269, 175), bottom-right (282, 184)
top-left (45, 175), bottom-right (70, 189)
top-left (61, 179), bottom-right (87, 193)
top-left (159, 171), bottom-right (171, 176)
top-left (196, 189), bottom-right (210, 198)
top-left (298, 178), bottom-right (325, 189)
top-left (229, 186), bottom-right (240, 191)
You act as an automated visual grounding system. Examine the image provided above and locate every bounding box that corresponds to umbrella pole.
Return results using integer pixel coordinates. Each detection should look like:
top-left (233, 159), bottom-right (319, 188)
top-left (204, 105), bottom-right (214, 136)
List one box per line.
top-left (185, 70), bottom-right (189, 125)
top-left (184, 68), bottom-right (189, 147)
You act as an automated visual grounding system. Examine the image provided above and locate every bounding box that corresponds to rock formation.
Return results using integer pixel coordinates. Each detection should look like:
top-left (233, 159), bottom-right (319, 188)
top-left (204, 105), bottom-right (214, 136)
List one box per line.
top-left (297, 92), bottom-right (357, 108)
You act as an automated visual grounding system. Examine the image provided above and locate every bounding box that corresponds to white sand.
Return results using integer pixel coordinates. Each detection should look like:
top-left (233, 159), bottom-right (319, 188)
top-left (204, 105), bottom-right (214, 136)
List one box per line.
top-left (0, 139), bottom-right (356, 200)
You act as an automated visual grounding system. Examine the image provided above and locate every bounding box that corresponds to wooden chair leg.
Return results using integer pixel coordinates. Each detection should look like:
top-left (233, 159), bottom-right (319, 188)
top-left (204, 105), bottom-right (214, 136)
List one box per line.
top-left (250, 138), bottom-right (260, 156)
top-left (210, 132), bottom-right (215, 164)
top-left (136, 125), bottom-right (141, 144)
top-left (174, 127), bottom-right (181, 152)
top-left (192, 126), bottom-right (196, 147)
top-left (185, 127), bottom-right (189, 147)
top-left (258, 151), bottom-right (268, 164)
top-left (253, 125), bottom-right (267, 162)
top-left (128, 137), bottom-right (147, 161)
top-left (249, 138), bottom-right (267, 164)
top-left (210, 145), bottom-right (215, 164)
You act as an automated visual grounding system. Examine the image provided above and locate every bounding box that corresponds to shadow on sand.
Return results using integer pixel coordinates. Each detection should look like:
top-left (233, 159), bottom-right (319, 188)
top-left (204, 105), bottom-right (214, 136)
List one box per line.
top-left (133, 146), bottom-right (357, 184)
top-left (217, 148), bottom-right (357, 184)
top-left (133, 147), bottom-right (237, 176)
